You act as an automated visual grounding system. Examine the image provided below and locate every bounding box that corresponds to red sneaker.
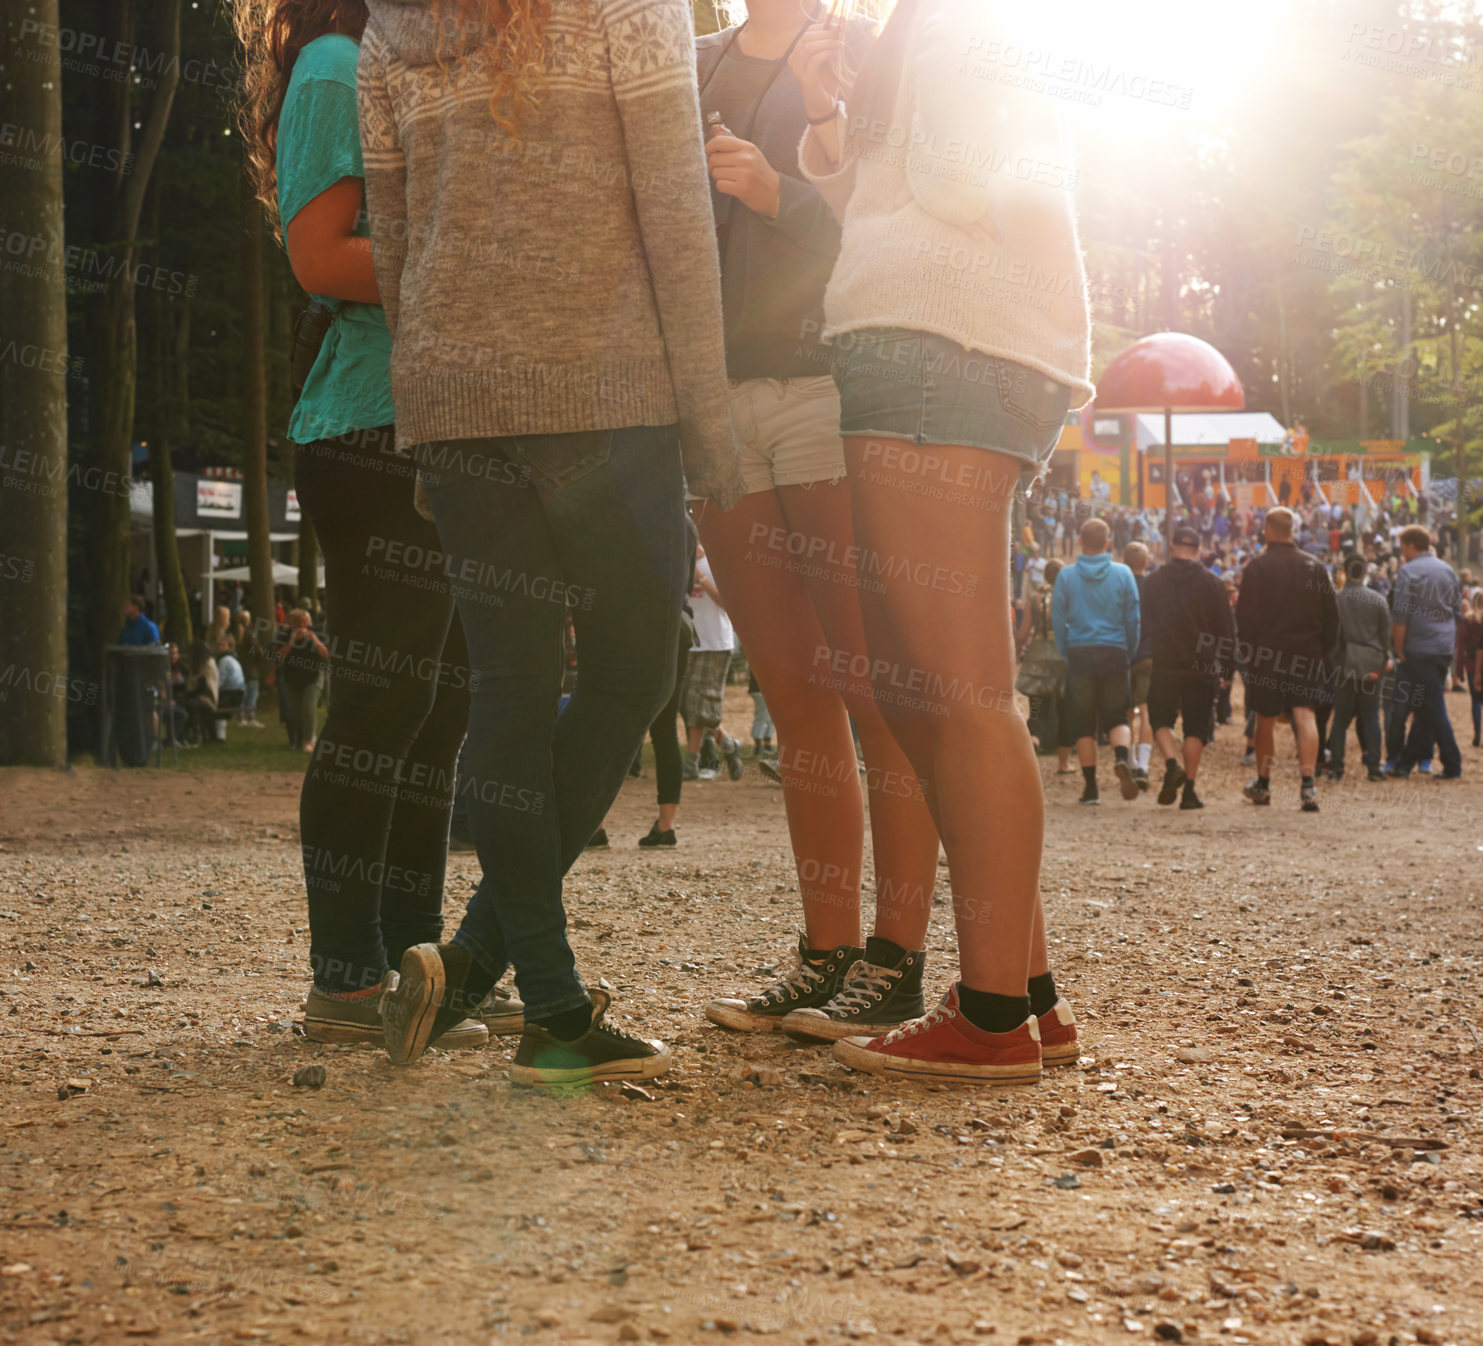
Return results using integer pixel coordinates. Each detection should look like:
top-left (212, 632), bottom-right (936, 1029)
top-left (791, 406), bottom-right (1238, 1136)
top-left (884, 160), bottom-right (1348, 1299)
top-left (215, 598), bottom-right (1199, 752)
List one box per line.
top-left (1038, 998), bottom-right (1079, 1066)
top-left (832, 985), bottom-right (1042, 1084)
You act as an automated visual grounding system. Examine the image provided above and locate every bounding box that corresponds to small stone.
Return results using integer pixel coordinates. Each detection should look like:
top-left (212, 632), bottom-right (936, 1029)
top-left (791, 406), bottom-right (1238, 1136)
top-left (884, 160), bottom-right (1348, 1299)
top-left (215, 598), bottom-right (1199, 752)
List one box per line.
top-left (1053, 1173), bottom-right (1081, 1190)
top-left (1212, 1183), bottom-right (1237, 1194)
top-left (619, 1326), bottom-right (642, 1342)
top-left (1414, 1151), bottom-right (1441, 1166)
top-left (1153, 1326), bottom-right (1183, 1342)
top-left (1068, 1147), bottom-right (1104, 1168)
top-left (1175, 1047), bottom-right (1212, 1065)
top-left (893, 1119), bottom-right (918, 1136)
top-left (536, 1311), bottom-right (562, 1328)
top-left (866, 1103), bottom-right (891, 1120)
top-left (292, 1065), bottom-right (327, 1089)
top-left (1067, 1288), bottom-right (1090, 1304)
top-left (1056, 1251), bottom-right (1083, 1268)
top-left (945, 1251), bottom-right (981, 1275)
top-left (143, 969), bottom-right (163, 987)
top-left (619, 1083), bottom-right (655, 1101)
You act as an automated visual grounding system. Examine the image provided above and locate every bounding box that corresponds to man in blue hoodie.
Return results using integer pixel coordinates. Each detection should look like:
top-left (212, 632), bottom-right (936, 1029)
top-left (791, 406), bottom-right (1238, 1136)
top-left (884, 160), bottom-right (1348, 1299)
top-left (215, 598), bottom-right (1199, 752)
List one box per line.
top-left (1051, 518), bottom-right (1141, 805)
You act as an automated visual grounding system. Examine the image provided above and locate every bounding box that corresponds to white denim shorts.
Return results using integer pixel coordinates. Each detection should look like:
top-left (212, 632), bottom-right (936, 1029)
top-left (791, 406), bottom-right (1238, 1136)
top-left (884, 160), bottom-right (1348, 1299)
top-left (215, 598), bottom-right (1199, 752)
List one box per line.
top-left (728, 376), bottom-right (847, 496)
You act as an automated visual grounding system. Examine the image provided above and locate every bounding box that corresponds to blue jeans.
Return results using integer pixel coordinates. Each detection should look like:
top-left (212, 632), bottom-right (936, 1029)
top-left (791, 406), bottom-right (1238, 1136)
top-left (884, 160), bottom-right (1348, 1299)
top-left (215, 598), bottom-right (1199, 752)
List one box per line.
top-left (1395, 654), bottom-right (1462, 776)
top-left (418, 426), bottom-right (688, 1020)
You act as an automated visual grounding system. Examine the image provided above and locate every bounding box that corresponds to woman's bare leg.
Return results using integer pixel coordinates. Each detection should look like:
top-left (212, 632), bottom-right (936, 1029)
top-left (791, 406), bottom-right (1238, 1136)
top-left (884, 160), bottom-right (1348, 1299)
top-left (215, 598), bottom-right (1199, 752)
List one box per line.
top-left (694, 493), bottom-right (864, 950)
top-left (774, 481), bottom-right (940, 949)
top-left (844, 437), bottom-right (1048, 997)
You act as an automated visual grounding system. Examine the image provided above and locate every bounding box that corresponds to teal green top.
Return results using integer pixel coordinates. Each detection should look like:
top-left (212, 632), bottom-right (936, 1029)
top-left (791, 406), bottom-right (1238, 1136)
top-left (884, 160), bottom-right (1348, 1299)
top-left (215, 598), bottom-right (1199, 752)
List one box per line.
top-left (276, 33), bottom-right (394, 444)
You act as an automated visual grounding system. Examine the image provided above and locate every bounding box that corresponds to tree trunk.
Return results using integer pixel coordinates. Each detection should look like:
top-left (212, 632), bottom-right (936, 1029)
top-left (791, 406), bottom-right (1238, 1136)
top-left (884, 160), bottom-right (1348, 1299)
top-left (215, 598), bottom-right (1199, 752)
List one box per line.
top-left (145, 185), bottom-right (194, 648)
top-left (241, 168), bottom-right (276, 639)
top-left (1450, 313), bottom-right (1472, 570)
top-left (0, 0), bottom-right (69, 766)
top-left (297, 515), bottom-right (319, 606)
top-left (81, 0), bottom-right (182, 725)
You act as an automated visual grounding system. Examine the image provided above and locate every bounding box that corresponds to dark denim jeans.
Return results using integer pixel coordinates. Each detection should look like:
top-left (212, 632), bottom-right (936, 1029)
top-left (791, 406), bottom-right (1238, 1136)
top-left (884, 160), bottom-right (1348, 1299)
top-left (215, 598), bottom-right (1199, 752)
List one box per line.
top-left (1327, 678), bottom-right (1381, 772)
top-left (418, 426), bottom-right (688, 1019)
top-left (1395, 654), bottom-right (1462, 776)
top-left (296, 428), bottom-right (470, 996)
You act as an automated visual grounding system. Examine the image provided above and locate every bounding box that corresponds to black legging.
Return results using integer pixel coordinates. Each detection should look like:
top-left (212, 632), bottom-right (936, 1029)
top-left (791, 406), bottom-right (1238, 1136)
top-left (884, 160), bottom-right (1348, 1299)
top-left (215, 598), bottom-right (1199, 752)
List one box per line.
top-left (294, 426), bottom-right (470, 996)
top-left (650, 640), bottom-right (690, 807)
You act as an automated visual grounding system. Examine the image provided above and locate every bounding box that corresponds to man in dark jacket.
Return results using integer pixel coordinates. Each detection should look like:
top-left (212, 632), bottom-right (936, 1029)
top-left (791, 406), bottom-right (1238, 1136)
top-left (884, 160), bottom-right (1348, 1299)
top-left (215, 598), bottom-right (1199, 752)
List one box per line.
top-left (1327, 553), bottom-right (1392, 782)
top-left (1141, 526), bottom-right (1236, 810)
top-left (1234, 507), bottom-right (1341, 811)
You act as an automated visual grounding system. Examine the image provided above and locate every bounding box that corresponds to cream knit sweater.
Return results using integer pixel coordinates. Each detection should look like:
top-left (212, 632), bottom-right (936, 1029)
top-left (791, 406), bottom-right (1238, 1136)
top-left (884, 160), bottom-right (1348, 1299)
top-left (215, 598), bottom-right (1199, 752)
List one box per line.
top-left (799, 0), bottom-right (1094, 406)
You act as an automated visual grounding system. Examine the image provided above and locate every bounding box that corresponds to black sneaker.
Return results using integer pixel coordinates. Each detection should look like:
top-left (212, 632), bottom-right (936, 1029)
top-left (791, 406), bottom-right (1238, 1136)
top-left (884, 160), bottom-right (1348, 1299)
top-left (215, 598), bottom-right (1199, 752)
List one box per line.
top-left (699, 737), bottom-right (721, 773)
top-left (758, 757), bottom-right (782, 784)
top-left (1078, 783), bottom-right (1100, 806)
top-left (509, 989), bottom-right (670, 1087)
top-left (1243, 779), bottom-right (1271, 806)
top-left (1132, 766), bottom-right (1150, 792)
top-left (1178, 785), bottom-right (1204, 810)
top-left (638, 821), bottom-right (677, 848)
top-left (1300, 781), bottom-right (1319, 813)
top-left (585, 828), bottom-right (610, 850)
top-left (780, 942), bottom-right (927, 1042)
top-left (705, 936), bottom-right (863, 1033)
top-left (1366, 767), bottom-right (1387, 782)
top-left (1113, 760), bottom-right (1139, 800)
top-left (721, 735), bottom-right (744, 782)
top-left (1157, 760), bottom-right (1187, 806)
top-left (383, 943), bottom-right (494, 1065)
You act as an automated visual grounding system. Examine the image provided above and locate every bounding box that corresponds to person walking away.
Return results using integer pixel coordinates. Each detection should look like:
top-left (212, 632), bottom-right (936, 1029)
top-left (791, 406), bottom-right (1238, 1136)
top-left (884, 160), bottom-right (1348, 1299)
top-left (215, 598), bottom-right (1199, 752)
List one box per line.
top-left (1462, 590), bottom-right (1483, 748)
top-left (1051, 517), bottom-right (1141, 805)
top-left (1386, 526), bottom-right (1464, 780)
top-left (1140, 526), bottom-right (1234, 810)
top-left (1234, 506), bottom-right (1339, 811)
top-left (786, 0), bottom-right (1090, 1082)
top-left (1017, 558), bottom-right (1074, 774)
top-left (680, 544), bottom-right (743, 782)
top-left (1327, 552), bottom-right (1391, 782)
top-left (359, 0), bottom-right (743, 1081)
top-left (236, 0), bottom-right (503, 1053)
top-left (637, 514), bottom-right (702, 848)
top-left (688, 0), bottom-right (940, 1045)
top-left (1123, 541), bottom-right (1154, 789)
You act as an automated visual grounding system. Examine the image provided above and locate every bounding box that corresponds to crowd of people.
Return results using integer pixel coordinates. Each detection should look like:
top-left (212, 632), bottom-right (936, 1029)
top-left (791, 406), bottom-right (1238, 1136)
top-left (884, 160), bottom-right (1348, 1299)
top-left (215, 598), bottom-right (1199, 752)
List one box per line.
top-left (210, 0), bottom-right (1475, 1097)
top-left (1013, 507), bottom-right (1478, 811)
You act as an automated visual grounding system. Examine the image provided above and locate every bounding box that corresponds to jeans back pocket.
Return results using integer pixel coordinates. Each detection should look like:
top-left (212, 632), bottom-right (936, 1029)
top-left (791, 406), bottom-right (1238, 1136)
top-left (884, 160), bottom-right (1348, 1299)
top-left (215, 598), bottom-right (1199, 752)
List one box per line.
top-left (510, 429), bottom-right (614, 490)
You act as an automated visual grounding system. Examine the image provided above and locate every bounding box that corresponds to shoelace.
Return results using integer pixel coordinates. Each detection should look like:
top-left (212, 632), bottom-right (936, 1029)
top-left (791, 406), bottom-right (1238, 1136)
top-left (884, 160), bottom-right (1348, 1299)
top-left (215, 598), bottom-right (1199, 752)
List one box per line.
top-left (753, 954), bottom-right (825, 1007)
top-left (829, 961), bottom-right (900, 1013)
top-left (881, 1001), bottom-right (951, 1045)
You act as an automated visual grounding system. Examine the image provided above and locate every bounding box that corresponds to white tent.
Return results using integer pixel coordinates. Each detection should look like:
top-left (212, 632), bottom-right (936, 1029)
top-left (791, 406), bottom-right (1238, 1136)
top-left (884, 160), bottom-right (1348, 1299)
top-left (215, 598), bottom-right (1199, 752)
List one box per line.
top-left (206, 561), bottom-right (323, 586)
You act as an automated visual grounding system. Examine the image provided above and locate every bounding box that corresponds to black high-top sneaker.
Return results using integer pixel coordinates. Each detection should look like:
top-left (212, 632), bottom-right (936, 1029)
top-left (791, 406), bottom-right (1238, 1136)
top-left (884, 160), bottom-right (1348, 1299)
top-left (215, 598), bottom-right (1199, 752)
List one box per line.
top-left (780, 937), bottom-right (927, 1042)
top-left (705, 935), bottom-right (863, 1033)
top-left (509, 989), bottom-right (670, 1087)
top-left (383, 942), bottom-right (494, 1065)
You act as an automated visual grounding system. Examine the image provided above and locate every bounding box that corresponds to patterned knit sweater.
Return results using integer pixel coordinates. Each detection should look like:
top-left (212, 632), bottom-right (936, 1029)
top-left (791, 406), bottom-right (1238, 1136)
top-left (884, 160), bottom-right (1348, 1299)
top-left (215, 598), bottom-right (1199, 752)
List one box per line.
top-left (358, 0), bottom-right (744, 508)
top-left (798, 0), bottom-right (1094, 406)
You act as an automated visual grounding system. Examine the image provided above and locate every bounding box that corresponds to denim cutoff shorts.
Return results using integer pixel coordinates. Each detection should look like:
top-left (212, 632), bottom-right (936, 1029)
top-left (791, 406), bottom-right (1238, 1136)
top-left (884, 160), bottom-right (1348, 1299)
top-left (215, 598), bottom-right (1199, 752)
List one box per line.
top-left (833, 327), bottom-right (1073, 488)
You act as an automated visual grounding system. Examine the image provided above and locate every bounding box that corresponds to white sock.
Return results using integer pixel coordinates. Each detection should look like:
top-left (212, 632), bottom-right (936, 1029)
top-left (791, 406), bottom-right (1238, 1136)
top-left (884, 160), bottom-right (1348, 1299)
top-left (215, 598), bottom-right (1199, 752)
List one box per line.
top-left (1135, 743), bottom-right (1152, 772)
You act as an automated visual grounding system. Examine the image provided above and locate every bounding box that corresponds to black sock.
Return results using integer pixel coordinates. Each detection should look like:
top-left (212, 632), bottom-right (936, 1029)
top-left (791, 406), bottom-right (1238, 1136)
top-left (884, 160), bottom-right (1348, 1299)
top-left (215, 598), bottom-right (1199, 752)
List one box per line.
top-left (1257, 775), bottom-right (1269, 788)
top-left (1166, 757), bottom-right (1179, 772)
top-left (1027, 971), bottom-right (1058, 1018)
top-left (1113, 745), bottom-right (1130, 765)
top-left (1082, 765), bottom-right (1097, 788)
top-left (957, 984), bottom-right (1032, 1034)
top-left (1301, 773), bottom-right (1315, 789)
top-left (1182, 777), bottom-right (1198, 793)
top-left (532, 999), bottom-right (594, 1041)
top-left (439, 941), bottom-right (498, 1015)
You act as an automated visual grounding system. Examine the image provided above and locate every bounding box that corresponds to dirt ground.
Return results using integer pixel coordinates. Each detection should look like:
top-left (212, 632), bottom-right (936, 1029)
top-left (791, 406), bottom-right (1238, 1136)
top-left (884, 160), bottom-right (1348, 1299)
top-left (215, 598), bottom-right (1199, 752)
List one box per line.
top-left (2, 690), bottom-right (1482, 1346)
